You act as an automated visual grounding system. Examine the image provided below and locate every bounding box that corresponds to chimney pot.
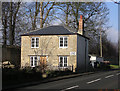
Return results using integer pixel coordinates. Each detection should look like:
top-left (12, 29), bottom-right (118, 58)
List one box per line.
top-left (80, 15), bottom-right (82, 19)
top-left (78, 15), bottom-right (83, 35)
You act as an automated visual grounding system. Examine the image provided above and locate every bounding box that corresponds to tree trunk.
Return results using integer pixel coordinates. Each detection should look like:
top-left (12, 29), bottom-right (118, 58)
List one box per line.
top-left (3, 15), bottom-right (7, 45)
top-left (33, 2), bottom-right (39, 30)
top-left (75, 7), bottom-right (79, 31)
top-left (2, 10), bottom-right (7, 45)
top-left (9, 2), bottom-right (20, 45)
top-left (40, 2), bottom-right (43, 28)
top-left (66, 3), bottom-right (69, 26)
top-left (9, 2), bottom-right (13, 45)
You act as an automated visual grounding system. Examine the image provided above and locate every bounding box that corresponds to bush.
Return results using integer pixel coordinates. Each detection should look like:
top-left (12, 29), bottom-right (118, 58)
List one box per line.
top-left (45, 70), bottom-right (73, 78)
top-left (3, 67), bottom-right (42, 86)
top-left (3, 67), bottom-right (73, 87)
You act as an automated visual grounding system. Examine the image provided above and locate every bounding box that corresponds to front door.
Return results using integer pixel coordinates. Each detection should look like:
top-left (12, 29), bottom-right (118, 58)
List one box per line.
top-left (40, 56), bottom-right (47, 71)
top-left (40, 57), bottom-right (46, 65)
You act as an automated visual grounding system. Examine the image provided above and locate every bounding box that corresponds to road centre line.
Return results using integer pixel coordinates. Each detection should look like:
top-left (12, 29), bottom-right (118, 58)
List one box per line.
top-left (87, 78), bottom-right (101, 84)
top-left (116, 73), bottom-right (120, 75)
top-left (105, 75), bottom-right (114, 78)
top-left (61, 85), bottom-right (79, 91)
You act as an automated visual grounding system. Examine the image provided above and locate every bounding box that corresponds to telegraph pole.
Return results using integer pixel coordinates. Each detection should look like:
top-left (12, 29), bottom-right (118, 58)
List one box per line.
top-left (100, 26), bottom-right (102, 57)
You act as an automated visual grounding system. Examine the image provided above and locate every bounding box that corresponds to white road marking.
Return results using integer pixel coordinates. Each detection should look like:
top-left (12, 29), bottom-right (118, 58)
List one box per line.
top-left (105, 75), bottom-right (114, 78)
top-left (61, 85), bottom-right (79, 91)
top-left (116, 73), bottom-right (120, 75)
top-left (87, 78), bottom-right (101, 84)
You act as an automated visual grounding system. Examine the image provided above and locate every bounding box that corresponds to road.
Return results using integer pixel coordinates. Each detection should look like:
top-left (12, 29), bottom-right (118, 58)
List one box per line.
top-left (15, 70), bottom-right (120, 90)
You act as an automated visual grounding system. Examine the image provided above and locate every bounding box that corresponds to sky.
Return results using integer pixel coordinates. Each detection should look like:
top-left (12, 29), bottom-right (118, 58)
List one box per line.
top-left (106, 2), bottom-right (118, 43)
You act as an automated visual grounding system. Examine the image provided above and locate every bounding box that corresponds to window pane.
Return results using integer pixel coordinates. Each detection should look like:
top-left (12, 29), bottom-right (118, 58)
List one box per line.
top-left (60, 63), bottom-right (63, 67)
top-left (32, 38), bottom-right (34, 41)
top-left (30, 57), bottom-right (33, 66)
top-left (36, 38), bottom-right (39, 47)
top-left (32, 44), bottom-right (34, 47)
top-left (64, 64), bottom-right (67, 67)
top-left (35, 61), bottom-right (37, 66)
top-left (36, 44), bottom-right (38, 47)
top-left (34, 57), bottom-right (37, 61)
top-left (64, 57), bottom-right (67, 67)
top-left (60, 43), bottom-right (63, 47)
top-left (59, 57), bottom-right (63, 67)
top-left (60, 37), bottom-right (63, 47)
top-left (64, 37), bottom-right (67, 47)
top-left (34, 57), bottom-right (37, 66)
top-left (60, 57), bottom-right (63, 63)
top-left (64, 57), bottom-right (67, 63)
top-left (31, 38), bottom-right (35, 47)
top-left (64, 43), bottom-right (67, 47)
top-left (64, 37), bottom-right (67, 41)
top-left (36, 38), bottom-right (39, 41)
top-left (60, 37), bottom-right (63, 41)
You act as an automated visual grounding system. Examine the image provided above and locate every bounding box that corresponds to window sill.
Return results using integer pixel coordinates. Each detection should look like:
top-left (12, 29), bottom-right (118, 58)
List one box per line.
top-left (31, 47), bottom-right (39, 48)
top-left (58, 67), bottom-right (68, 68)
top-left (59, 47), bottom-right (68, 48)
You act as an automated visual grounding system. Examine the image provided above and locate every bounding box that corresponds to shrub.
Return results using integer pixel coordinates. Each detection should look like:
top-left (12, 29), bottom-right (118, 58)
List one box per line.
top-left (3, 67), bottom-right (42, 86)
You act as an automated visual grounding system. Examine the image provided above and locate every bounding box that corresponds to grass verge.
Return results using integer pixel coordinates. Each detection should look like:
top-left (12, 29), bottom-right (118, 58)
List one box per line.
top-left (110, 65), bottom-right (120, 69)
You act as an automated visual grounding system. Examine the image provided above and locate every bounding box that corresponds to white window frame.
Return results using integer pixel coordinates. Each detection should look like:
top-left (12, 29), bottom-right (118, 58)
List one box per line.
top-left (59, 56), bottom-right (68, 68)
top-left (31, 37), bottom-right (39, 48)
top-left (30, 56), bottom-right (39, 67)
top-left (59, 37), bottom-right (68, 48)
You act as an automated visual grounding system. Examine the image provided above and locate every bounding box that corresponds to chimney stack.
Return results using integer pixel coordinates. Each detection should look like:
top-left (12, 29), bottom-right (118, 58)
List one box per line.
top-left (78, 15), bottom-right (84, 35)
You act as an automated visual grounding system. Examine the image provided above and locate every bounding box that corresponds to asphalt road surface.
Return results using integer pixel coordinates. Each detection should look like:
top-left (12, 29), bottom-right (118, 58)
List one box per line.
top-left (15, 70), bottom-right (120, 91)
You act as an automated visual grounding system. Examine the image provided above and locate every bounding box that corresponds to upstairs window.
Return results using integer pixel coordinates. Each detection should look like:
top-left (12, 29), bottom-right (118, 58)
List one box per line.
top-left (31, 37), bottom-right (39, 48)
top-left (59, 37), bottom-right (68, 48)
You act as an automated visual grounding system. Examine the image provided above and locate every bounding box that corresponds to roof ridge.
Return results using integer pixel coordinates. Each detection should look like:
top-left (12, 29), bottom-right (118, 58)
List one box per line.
top-left (63, 25), bottom-right (77, 33)
top-left (22, 25), bottom-right (64, 35)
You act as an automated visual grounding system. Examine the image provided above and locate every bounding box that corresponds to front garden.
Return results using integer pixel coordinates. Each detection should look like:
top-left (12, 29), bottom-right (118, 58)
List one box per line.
top-left (2, 67), bottom-right (73, 89)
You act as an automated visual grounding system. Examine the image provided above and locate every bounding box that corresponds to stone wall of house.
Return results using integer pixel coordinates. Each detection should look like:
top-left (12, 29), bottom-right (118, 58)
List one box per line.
top-left (21, 35), bottom-right (77, 72)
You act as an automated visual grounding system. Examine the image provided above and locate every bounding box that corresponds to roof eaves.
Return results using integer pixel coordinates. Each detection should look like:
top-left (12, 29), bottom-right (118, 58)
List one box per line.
top-left (21, 33), bottom-right (77, 36)
top-left (77, 33), bottom-right (89, 39)
top-left (63, 25), bottom-right (77, 33)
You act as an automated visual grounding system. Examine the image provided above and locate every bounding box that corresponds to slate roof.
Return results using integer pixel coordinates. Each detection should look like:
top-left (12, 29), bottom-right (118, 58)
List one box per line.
top-left (21, 25), bottom-right (89, 39)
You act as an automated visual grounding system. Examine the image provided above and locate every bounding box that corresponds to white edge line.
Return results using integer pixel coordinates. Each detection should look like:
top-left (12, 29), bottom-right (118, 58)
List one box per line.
top-left (105, 75), bottom-right (114, 78)
top-left (87, 78), bottom-right (101, 84)
top-left (61, 85), bottom-right (79, 91)
top-left (116, 73), bottom-right (120, 75)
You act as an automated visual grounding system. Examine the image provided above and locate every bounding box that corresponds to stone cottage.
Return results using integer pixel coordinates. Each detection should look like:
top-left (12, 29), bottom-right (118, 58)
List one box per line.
top-left (21, 15), bottom-right (89, 72)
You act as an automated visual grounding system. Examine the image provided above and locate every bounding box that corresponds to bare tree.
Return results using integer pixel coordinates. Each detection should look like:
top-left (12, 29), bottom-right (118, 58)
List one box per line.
top-left (55, 2), bottom-right (109, 56)
top-left (9, 2), bottom-right (21, 45)
top-left (2, 3), bottom-right (9, 45)
top-left (33, 37), bottom-right (56, 73)
top-left (39, 2), bottom-right (56, 28)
